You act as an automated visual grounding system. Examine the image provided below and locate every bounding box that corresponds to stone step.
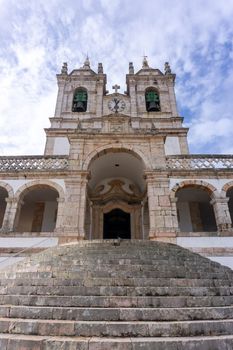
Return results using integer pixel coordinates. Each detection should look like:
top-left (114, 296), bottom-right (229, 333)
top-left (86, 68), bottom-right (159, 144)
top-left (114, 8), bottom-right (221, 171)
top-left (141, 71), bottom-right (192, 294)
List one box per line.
top-left (0, 317), bottom-right (233, 337)
top-left (0, 294), bottom-right (233, 308)
top-left (1, 305), bottom-right (233, 321)
top-left (0, 241), bottom-right (232, 348)
top-left (13, 255), bottom-right (224, 265)
top-left (0, 285), bottom-right (231, 297)
top-left (0, 333), bottom-right (233, 350)
top-left (1, 277), bottom-right (232, 287)
top-left (1, 269), bottom-right (230, 280)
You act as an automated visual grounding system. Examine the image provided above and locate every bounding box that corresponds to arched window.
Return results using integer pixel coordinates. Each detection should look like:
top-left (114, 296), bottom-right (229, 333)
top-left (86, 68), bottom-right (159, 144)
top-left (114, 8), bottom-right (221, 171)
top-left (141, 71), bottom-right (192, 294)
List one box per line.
top-left (72, 88), bottom-right (88, 112)
top-left (145, 89), bottom-right (160, 112)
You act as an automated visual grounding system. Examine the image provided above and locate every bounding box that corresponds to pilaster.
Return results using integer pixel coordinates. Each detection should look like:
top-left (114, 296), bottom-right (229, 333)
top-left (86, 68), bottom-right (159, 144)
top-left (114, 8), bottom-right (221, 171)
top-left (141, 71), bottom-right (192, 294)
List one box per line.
top-left (146, 172), bottom-right (178, 242)
top-left (167, 77), bottom-right (178, 117)
top-left (54, 76), bottom-right (66, 117)
top-left (56, 173), bottom-right (89, 238)
top-left (210, 196), bottom-right (232, 233)
top-left (129, 79), bottom-right (137, 118)
top-left (1, 198), bottom-right (20, 233)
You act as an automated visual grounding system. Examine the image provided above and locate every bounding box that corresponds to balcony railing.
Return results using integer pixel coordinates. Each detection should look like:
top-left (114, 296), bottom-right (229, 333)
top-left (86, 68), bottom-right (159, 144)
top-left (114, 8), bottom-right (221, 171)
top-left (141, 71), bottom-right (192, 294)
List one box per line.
top-left (0, 155), bottom-right (232, 172)
top-left (0, 156), bottom-right (69, 172)
top-left (166, 155), bottom-right (233, 170)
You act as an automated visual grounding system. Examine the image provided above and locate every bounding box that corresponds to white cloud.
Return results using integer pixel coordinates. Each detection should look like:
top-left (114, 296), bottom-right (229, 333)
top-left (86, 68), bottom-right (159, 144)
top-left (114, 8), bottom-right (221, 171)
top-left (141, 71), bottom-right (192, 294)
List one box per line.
top-left (0, 0), bottom-right (233, 155)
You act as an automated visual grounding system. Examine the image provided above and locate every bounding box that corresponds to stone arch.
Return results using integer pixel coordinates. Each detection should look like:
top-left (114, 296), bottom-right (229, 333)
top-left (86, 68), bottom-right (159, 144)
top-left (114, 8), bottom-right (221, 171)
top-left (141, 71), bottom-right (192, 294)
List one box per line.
top-left (14, 180), bottom-right (65, 233)
top-left (82, 144), bottom-right (151, 171)
top-left (222, 181), bottom-right (233, 225)
top-left (171, 180), bottom-right (218, 233)
top-left (170, 180), bottom-right (218, 199)
top-left (15, 180), bottom-right (65, 200)
top-left (0, 181), bottom-right (14, 198)
top-left (222, 181), bottom-right (233, 194)
top-left (0, 182), bottom-right (13, 229)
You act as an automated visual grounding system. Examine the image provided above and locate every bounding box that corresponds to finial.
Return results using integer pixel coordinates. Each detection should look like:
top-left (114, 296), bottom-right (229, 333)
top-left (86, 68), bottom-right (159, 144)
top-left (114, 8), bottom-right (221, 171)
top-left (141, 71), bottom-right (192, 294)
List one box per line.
top-left (129, 62), bottom-right (134, 74)
top-left (61, 62), bottom-right (68, 74)
top-left (142, 56), bottom-right (149, 68)
top-left (98, 63), bottom-right (103, 74)
top-left (164, 62), bottom-right (172, 75)
top-left (83, 55), bottom-right (90, 69)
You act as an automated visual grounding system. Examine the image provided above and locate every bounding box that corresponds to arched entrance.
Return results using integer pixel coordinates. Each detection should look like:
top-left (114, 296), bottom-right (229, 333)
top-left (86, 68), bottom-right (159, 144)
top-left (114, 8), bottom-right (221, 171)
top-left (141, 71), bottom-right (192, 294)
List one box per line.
top-left (86, 149), bottom-right (147, 239)
top-left (104, 209), bottom-right (131, 239)
top-left (15, 185), bottom-right (59, 232)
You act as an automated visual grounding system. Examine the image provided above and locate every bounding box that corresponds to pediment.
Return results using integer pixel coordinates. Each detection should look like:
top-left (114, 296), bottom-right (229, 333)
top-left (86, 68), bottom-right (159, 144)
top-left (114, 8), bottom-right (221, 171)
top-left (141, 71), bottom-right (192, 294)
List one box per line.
top-left (136, 68), bottom-right (163, 76)
top-left (106, 92), bottom-right (128, 98)
top-left (69, 68), bottom-right (97, 76)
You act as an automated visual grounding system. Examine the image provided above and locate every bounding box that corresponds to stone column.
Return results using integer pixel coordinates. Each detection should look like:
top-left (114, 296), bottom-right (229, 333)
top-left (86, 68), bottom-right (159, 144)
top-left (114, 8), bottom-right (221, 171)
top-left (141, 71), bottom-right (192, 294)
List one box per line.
top-left (89, 200), bottom-right (93, 240)
top-left (55, 197), bottom-right (65, 231)
top-left (210, 196), bottom-right (232, 233)
top-left (1, 197), bottom-right (20, 232)
top-left (146, 172), bottom-right (178, 242)
top-left (141, 201), bottom-right (145, 240)
top-left (56, 173), bottom-right (89, 240)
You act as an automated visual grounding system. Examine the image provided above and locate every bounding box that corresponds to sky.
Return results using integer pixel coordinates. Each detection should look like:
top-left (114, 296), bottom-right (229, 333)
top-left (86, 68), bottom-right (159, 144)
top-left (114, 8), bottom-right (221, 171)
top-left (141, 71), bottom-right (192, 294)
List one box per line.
top-left (0, 0), bottom-right (233, 155)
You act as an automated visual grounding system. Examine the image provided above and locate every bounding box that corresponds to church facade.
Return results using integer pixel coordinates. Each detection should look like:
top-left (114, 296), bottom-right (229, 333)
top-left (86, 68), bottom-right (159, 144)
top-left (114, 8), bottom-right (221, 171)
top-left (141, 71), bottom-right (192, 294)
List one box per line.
top-left (0, 58), bottom-right (233, 267)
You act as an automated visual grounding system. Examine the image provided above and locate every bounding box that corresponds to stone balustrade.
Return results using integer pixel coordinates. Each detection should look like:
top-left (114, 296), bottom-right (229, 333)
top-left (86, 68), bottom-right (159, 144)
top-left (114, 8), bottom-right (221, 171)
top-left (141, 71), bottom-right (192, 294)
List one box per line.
top-left (166, 155), bottom-right (233, 170)
top-left (0, 155), bottom-right (233, 172)
top-left (0, 156), bottom-right (69, 172)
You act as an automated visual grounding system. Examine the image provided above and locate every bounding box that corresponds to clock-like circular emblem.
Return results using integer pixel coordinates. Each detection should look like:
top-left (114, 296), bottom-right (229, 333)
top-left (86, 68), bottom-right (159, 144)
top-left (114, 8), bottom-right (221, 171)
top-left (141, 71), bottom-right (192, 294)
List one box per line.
top-left (108, 98), bottom-right (126, 113)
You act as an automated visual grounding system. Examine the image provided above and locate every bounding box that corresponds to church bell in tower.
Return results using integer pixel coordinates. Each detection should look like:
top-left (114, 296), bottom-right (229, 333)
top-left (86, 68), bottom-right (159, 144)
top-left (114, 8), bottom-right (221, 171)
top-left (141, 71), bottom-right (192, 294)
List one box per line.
top-left (145, 90), bottom-right (160, 112)
top-left (72, 90), bottom-right (88, 112)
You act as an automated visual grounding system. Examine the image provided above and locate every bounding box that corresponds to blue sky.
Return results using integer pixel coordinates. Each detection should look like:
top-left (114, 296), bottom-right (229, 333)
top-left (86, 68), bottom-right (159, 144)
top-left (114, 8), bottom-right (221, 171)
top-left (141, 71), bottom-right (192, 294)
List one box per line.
top-left (0, 0), bottom-right (233, 155)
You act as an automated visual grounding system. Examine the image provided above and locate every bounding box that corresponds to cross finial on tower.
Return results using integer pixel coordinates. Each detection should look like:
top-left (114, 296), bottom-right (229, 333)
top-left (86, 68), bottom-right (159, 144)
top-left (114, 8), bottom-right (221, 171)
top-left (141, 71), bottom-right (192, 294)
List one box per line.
top-left (112, 84), bottom-right (120, 93)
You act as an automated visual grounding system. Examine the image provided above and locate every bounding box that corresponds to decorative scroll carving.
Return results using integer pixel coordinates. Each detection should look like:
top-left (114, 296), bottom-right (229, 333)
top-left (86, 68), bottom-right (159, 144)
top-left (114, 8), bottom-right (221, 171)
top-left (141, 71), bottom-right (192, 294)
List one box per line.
top-left (89, 179), bottom-right (145, 205)
top-left (166, 155), bottom-right (233, 170)
top-left (0, 156), bottom-right (69, 172)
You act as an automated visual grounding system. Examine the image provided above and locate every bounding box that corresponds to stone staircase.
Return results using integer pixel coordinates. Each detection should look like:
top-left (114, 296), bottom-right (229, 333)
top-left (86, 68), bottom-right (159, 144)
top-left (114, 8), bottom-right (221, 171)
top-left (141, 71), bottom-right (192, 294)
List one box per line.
top-left (0, 240), bottom-right (232, 349)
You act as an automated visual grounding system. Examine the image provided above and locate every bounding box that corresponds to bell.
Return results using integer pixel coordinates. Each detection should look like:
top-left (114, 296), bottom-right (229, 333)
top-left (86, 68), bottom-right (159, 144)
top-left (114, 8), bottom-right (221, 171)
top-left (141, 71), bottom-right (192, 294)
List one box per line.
top-left (73, 101), bottom-right (86, 112)
top-left (148, 101), bottom-right (160, 112)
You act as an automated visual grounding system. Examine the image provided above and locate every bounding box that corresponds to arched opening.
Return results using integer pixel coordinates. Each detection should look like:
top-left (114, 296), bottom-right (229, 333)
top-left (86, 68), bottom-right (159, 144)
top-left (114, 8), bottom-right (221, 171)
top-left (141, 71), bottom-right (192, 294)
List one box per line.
top-left (176, 186), bottom-right (217, 232)
top-left (145, 88), bottom-right (160, 112)
top-left (86, 149), bottom-right (147, 240)
top-left (72, 88), bottom-right (88, 112)
top-left (0, 187), bottom-right (8, 228)
top-left (104, 209), bottom-right (131, 239)
top-left (227, 187), bottom-right (233, 225)
top-left (15, 185), bottom-right (59, 232)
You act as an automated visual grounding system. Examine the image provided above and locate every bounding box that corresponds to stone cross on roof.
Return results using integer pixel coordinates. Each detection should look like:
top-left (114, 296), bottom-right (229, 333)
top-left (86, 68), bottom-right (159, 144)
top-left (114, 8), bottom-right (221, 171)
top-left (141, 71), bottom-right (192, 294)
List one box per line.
top-left (112, 84), bottom-right (120, 93)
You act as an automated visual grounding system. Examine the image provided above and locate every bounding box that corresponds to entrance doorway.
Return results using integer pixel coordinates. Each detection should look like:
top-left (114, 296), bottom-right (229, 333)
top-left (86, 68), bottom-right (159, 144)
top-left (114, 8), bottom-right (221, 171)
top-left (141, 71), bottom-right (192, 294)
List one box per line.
top-left (103, 209), bottom-right (131, 239)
